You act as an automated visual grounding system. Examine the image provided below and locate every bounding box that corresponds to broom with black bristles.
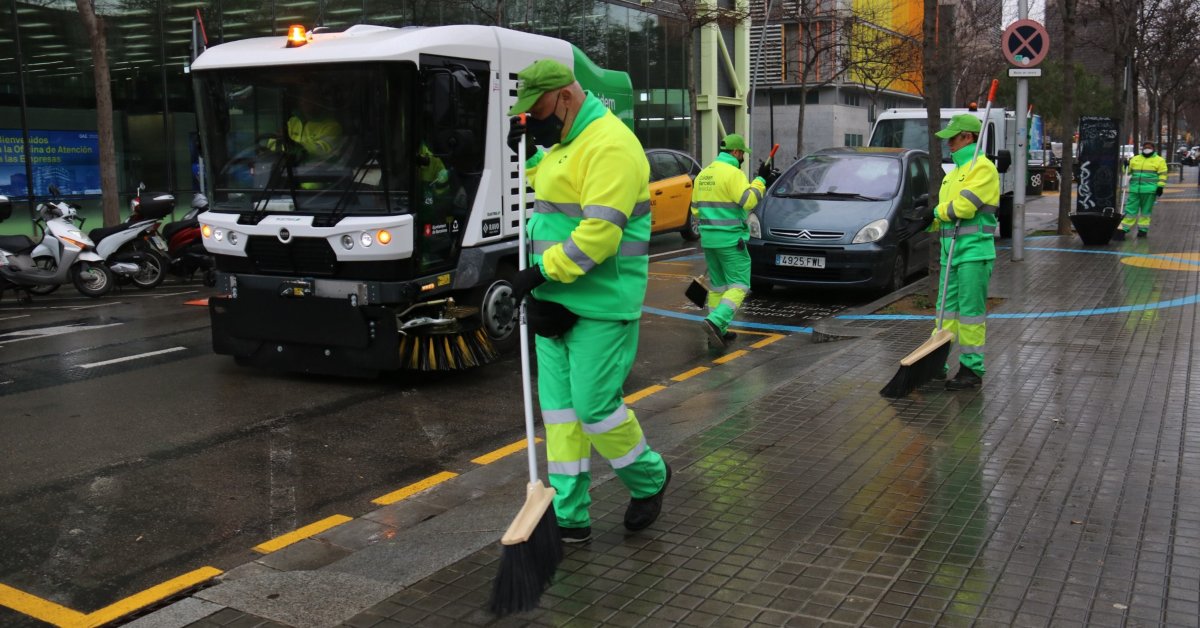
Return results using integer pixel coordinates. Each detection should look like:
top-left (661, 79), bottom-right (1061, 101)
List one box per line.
top-left (881, 78), bottom-right (998, 398)
top-left (490, 117), bottom-right (562, 617)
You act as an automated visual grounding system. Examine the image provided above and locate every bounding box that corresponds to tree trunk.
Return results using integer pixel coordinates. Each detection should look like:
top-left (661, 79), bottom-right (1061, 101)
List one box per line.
top-left (76, 0), bottom-right (119, 227)
top-left (687, 29), bottom-right (701, 157)
top-left (795, 84), bottom-right (807, 159)
top-left (922, 0), bottom-right (943, 290)
top-left (1058, 0), bottom-right (1076, 235)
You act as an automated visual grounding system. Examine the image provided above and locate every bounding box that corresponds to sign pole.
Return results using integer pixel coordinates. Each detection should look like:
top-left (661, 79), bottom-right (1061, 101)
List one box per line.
top-left (1012, 0), bottom-right (1030, 262)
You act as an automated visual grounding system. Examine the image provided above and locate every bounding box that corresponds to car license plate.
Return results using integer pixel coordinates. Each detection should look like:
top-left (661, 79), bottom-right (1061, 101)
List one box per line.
top-left (776, 254), bottom-right (825, 269)
top-left (151, 234), bottom-right (167, 252)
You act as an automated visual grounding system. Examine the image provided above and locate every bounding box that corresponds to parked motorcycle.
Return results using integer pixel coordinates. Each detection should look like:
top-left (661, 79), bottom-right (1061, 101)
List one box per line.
top-left (85, 183), bottom-right (173, 290)
top-left (161, 192), bottom-right (215, 286)
top-left (0, 189), bottom-right (114, 301)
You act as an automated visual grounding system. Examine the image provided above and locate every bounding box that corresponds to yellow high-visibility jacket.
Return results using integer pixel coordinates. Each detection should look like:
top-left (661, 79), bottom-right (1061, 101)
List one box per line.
top-left (1126, 152), bottom-right (1167, 194)
top-left (525, 94), bottom-right (651, 320)
top-left (930, 143), bottom-right (1000, 266)
top-left (689, 153), bottom-right (766, 249)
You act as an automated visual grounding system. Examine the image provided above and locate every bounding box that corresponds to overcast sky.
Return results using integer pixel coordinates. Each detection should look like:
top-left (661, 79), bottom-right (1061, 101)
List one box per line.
top-left (1003, 0), bottom-right (1048, 24)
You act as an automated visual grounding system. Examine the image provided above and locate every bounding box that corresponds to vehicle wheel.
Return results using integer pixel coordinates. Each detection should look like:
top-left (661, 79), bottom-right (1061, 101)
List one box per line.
top-left (130, 249), bottom-right (167, 290)
top-left (27, 256), bottom-right (60, 295)
top-left (72, 262), bottom-right (114, 298)
top-left (680, 212), bottom-right (701, 242)
top-left (880, 250), bottom-right (907, 297)
top-left (473, 263), bottom-right (519, 353)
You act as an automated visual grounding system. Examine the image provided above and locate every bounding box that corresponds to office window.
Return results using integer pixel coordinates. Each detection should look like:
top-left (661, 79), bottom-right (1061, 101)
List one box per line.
top-left (841, 92), bottom-right (860, 106)
top-left (844, 134), bottom-right (863, 147)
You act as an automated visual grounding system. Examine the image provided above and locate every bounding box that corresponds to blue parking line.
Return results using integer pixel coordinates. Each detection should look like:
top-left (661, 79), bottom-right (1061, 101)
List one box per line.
top-left (641, 306), bottom-right (813, 334)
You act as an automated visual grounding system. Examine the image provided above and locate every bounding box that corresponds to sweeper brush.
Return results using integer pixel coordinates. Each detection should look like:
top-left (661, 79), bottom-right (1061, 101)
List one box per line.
top-left (396, 299), bottom-right (501, 371)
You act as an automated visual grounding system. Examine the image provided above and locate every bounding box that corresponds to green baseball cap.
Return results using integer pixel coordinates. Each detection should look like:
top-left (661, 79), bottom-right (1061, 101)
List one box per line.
top-left (720, 134), bottom-right (750, 153)
top-left (508, 59), bottom-right (575, 115)
top-left (935, 114), bottom-right (982, 139)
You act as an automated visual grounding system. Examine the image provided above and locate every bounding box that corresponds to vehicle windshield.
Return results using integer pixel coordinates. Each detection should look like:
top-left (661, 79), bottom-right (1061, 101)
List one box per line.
top-left (772, 155), bottom-right (900, 200)
top-left (870, 119), bottom-right (951, 162)
top-left (197, 63), bottom-right (414, 216)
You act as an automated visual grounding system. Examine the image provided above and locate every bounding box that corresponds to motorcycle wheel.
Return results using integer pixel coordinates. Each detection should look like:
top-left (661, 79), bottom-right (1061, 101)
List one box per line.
top-left (72, 262), bottom-right (114, 298)
top-left (130, 249), bottom-right (168, 290)
top-left (27, 256), bottom-right (60, 295)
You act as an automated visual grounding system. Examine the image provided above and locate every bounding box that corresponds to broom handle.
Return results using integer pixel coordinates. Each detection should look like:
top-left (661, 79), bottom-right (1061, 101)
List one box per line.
top-left (516, 118), bottom-right (538, 485)
top-left (937, 79), bottom-right (998, 331)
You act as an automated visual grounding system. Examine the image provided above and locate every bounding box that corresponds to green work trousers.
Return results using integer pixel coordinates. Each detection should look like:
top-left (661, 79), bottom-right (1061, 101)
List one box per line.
top-left (936, 260), bottom-right (993, 376)
top-left (1121, 192), bottom-right (1156, 233)
top-left (703, 244), bottom-right (751, 334)
top-left (536, 318), bottom-right (668, 528)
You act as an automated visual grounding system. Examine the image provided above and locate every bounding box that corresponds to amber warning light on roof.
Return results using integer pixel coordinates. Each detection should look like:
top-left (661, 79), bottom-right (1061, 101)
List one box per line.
top-left (286, 25), bottom-right (308, 47)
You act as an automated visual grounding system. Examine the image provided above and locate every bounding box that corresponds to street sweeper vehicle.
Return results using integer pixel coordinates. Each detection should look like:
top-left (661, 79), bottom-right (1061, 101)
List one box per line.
top-left (192, 24), bottom-right (634, 376)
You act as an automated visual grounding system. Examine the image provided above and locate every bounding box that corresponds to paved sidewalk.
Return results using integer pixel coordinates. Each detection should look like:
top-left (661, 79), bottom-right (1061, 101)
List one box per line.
top-left (162, 183), bottom-right (1199, 627)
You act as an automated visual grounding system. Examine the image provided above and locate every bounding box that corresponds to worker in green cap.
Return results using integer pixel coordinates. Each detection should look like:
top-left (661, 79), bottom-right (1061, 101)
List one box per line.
top-left (505, 58), bottom-right (670, 543)
top-left (690, 133), bottom-right (777, 348)
top-left (1115, 141), bottom-right (1167, 240)
top-left (928, 113), bottom-right (1000, 390)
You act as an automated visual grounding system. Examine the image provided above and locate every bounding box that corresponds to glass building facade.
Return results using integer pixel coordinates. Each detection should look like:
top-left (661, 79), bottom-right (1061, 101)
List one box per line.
top-left (0, 0), bottom-right (690, 234)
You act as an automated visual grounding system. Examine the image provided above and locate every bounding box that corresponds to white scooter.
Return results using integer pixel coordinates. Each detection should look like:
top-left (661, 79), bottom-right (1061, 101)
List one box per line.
top-left (0, 190), bottom-right (114, 301)
top-left (85, 183), bottom-right (173, 290)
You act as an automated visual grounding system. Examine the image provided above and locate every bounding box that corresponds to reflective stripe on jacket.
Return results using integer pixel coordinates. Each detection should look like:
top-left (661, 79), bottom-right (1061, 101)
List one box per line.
top-left (1126, 153), bottom-right (1167, 194)
top-left (690, 152), bottom-right (766, 248)
top-left (930, 143), bottom-right (1000, 266)
top-left (525, 94), bottom-right (651, 321)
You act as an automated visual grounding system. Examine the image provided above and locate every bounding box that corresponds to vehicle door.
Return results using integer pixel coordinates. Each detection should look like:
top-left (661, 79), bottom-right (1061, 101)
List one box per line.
top-left (899, 155), bottom-right (932, 274)
top-left (647, 151), bottom-right (693, 232)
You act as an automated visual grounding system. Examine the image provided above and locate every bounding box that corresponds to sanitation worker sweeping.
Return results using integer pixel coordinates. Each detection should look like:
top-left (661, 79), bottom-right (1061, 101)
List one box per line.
top-left (882, 79), bottom-right (1000, 397)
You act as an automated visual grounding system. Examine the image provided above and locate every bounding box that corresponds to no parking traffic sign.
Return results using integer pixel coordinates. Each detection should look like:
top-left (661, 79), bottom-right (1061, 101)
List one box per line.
top-left (1002, 19), bottom-right (1049, 67)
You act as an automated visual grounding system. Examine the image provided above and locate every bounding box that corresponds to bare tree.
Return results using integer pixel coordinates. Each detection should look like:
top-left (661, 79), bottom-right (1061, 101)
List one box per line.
top-left (775, 0), bottom-right (853, 159)
top-left (846, 10), bottom-right (922, 130)
top-left (656, 0), bottom-right (751, 155)
top-left (75, 0), bottom-right (119, 227)
top-left (1136, 0), bottom-right (1200, 151)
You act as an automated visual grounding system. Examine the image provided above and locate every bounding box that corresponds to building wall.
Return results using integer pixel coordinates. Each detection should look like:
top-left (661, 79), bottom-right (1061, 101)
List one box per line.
top-left (0, 0), bottom-right (689, 235)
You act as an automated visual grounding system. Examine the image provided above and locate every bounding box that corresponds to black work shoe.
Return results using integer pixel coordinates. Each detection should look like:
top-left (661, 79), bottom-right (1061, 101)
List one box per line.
top-left (703, 320), bottom-right (727, 349)
top-left (723, 331), bottom-right (738, 342)
top-left (625, 463), bottom-right (672, 531)
top-left (559, 525), bottom-right (592, 544)
top-left (1139, 230), bottom-right (1149, 239)
top-left (1113, 230), bottom-right (1127, 241)
top-left (945, 367), bottom-right (982, 390)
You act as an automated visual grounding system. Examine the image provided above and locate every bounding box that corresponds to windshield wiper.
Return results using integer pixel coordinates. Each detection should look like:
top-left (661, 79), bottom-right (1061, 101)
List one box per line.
top-left (774, 191), bottom-right (886, 201)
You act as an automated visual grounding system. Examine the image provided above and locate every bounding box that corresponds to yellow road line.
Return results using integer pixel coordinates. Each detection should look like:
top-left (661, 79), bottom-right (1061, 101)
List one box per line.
top-left (371, 471), bottom-right (459, 506)
top-left (0, 584), bottom-right (86, 627)
top-left (750, 334), bottom-right (785, 348)
top-left (81, 566), bottom-right (222, 627)
top-left (472, 438), bottom-right (543, 465)
top-left (625, 385), bottom-right (666, 404)
top-left (671, 366), bottom-right (710, 382)
top-left (253, 515), bottom-right (353, 554)
top-left (713, 349), bottom-right (749, 364)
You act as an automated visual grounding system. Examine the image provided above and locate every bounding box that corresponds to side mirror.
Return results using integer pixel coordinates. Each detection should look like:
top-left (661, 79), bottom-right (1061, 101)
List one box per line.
top-left (995, 150), bottom-right (1012, 174)
top-left (913, 192), bottom-right (930, 209)
top-left (48, 184), bottom-right (60, 196)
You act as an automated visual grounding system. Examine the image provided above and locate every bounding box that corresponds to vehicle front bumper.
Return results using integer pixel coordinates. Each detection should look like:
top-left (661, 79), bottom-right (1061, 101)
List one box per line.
top-left (748, 239), bottom-right (897, 290)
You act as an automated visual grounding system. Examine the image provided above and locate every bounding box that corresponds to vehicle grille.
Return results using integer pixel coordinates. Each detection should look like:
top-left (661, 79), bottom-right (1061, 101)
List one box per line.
top-left (768, 228), bottom-right (844, 240)
top-left (245, 236), bottom-right (338, 277)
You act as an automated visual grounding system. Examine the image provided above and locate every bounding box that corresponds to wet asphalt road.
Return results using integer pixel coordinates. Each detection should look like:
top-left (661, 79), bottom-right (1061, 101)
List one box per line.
top-left (0, 233), bottom-right (876, 624)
